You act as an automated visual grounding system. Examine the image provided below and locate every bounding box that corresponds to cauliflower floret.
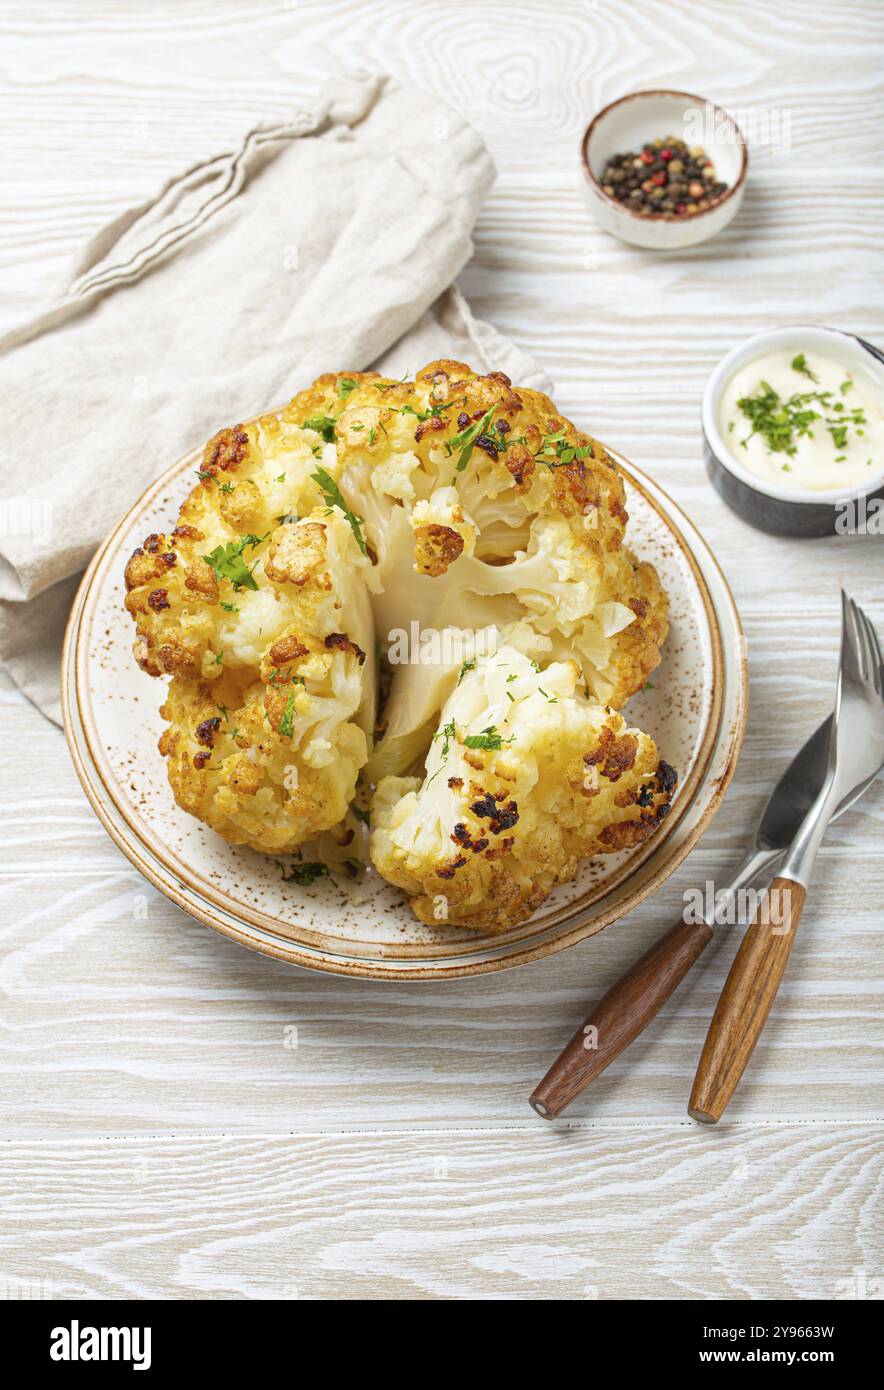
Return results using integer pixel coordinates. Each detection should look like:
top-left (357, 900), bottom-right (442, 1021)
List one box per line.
top-left (122, 396), bottom-right (371, 683)
top-left (410, 487), bottom-right (477, 575)
top-left (124, 394), bottom-right (378, 853)
top-left (370, 646), bottom-right (677, 932)
top-left (370, 449), bottom-right (421, 504)
top-left (157, 660), bottom-right (368, 854)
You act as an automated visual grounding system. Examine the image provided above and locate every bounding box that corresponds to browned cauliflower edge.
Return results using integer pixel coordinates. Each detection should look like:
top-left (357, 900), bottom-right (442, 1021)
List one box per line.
top-left (370, 646), bottom-right (676, 933)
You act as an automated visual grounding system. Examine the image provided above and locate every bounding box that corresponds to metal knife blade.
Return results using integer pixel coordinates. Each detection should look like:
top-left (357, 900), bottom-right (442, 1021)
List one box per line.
top-left (721, 714), bottom-right (883, 904)
top-left (755, 715), bottom-right (881, 852)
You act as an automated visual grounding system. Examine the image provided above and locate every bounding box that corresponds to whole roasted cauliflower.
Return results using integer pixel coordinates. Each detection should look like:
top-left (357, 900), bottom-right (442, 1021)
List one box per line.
top-left (123, 360), bottom-right (676, 926)
top-left (370, 646), bottom-right (676, 932)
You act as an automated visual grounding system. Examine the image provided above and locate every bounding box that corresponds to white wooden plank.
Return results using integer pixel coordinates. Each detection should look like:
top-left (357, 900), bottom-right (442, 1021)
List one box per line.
top-left (0, 0), bottom-right (882, 1300)
top-left (0, 1125), bottom-right (880, 1300)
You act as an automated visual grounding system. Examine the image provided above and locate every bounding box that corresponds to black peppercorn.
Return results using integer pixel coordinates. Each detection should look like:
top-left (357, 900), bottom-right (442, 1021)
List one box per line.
top-left (598, 137), bottom-right (729, 219)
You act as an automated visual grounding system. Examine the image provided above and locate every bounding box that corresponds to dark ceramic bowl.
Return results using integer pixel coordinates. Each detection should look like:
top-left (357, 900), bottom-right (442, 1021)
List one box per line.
top-left (702, 326), bottom-right (884, 538)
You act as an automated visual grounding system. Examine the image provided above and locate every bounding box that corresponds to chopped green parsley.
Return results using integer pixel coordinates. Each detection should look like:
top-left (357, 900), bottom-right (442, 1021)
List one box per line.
top-left (301, 415), bottom-right (337, 443)
top-left (203, 533), bottom-right (268, 592)
top-left (279, 690), bottom-right (297, 738)
top-left (311, 466), bottom-right (367, 554)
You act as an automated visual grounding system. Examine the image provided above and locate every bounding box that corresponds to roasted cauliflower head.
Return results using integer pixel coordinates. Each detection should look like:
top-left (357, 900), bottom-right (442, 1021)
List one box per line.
top-left (123, 361), bottom-right (675, 922)
top-left (370, 646), bottom-right (677, 932)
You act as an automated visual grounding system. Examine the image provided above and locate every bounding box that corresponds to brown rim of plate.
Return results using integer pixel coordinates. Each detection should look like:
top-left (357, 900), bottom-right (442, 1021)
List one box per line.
top-left (62, 441), bottom-right (747, 980)
top-left (580, 89), bottom-right (749, 224)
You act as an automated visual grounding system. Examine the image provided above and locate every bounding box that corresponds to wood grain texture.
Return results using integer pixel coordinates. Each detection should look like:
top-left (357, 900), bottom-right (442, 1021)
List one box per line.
top-left (1, 1125), bottom-right (881, 1301)
top-left (690, 878), bottom-right (806, 1124)
top-left (0, 0), bottom-right (882, 1301)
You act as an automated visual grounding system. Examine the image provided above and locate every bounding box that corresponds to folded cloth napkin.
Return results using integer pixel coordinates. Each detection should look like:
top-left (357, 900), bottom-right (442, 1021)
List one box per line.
top-left (0, 72), bottom-right (548, 725)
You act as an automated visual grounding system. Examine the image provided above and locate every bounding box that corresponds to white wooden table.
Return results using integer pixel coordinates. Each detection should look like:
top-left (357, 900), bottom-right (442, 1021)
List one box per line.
top-left (1, 0), bottom-right (882, 1301)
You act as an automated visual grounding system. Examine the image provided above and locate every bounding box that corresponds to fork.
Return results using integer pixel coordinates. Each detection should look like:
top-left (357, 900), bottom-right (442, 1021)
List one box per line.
top-left (689, 593), bottom-right (884, 1124)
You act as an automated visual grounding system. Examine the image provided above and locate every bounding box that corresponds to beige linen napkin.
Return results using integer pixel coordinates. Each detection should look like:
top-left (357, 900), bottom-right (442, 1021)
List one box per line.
top-left (0, 72), bottom-right (548, 724)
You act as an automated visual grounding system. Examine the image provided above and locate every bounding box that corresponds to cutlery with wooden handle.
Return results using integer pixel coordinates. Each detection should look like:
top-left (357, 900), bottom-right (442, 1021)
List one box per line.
top-left (530, 598), bottom-right (884, 1123)
top-left (687, 877), bottom-right (804, 1123)
top-left (689, 593), bottom-right (884, 1123)
top-left (530, 915), bottom-right (713, 1118)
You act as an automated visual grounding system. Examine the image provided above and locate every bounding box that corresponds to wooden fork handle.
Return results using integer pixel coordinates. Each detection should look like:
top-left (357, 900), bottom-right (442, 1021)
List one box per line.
top-left (529, 917), bottom-right (714, 1120)
top-left (689, 876), bottom-right (806, 1125)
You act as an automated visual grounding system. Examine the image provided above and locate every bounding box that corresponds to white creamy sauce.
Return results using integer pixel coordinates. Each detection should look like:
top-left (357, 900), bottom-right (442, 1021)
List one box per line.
top-left (717, 349), bottom-right (884, 491)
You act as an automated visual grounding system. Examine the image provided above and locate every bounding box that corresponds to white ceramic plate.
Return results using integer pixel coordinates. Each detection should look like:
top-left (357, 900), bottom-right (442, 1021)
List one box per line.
top-left (63, 443), bottom-right (747, 979)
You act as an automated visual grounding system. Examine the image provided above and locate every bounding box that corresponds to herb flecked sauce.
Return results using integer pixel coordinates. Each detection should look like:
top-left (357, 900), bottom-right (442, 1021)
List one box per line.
top-left (717, 349), bottom-right (883, 492)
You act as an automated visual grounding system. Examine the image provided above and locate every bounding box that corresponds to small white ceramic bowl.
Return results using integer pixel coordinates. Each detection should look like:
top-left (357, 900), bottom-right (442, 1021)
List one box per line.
top-left (702, 324), bottom-right (884, 537)
top-left (580, 90), bottom-right (748, 249)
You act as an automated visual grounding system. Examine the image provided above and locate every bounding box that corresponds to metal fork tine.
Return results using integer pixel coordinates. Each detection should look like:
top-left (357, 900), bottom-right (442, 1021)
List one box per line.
top-left (849, 597), bottom-right (864, 676)
top-left (848, 596), bottom-right (880, 696)
top-left (856, 599), bottom-right (877, 685)
top-left (854, 600), bottom-right (876, 687)
top-left (852, 595), bottom-right (875, 683)
top-left (858, 607), bottom-right (883, 697)
top-left (857, 602), bottom-right (884, 671)
top-left (841, 592), bottom-right (866, 685)
top-left (834, 594), bottom-right (884, 799)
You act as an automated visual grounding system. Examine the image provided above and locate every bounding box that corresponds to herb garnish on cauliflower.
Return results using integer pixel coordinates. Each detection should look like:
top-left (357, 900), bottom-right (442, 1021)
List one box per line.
top-left (370, 646), bottom-right (676, 932)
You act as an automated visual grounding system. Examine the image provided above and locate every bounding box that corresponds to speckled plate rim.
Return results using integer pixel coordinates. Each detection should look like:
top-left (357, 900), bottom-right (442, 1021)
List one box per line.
top-left (62, 446), bottom-right (747, 980)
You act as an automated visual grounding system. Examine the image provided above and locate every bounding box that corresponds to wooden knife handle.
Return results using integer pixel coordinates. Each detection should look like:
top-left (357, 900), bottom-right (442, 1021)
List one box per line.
top-left (689, 876), bottom-right (806, 1125)
top-left (529, 917), bottom-right (714, 1120)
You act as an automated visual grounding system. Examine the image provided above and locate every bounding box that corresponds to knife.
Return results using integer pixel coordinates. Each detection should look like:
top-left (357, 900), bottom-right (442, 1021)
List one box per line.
top-left (530, 708), bottom-right (883, 1122)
